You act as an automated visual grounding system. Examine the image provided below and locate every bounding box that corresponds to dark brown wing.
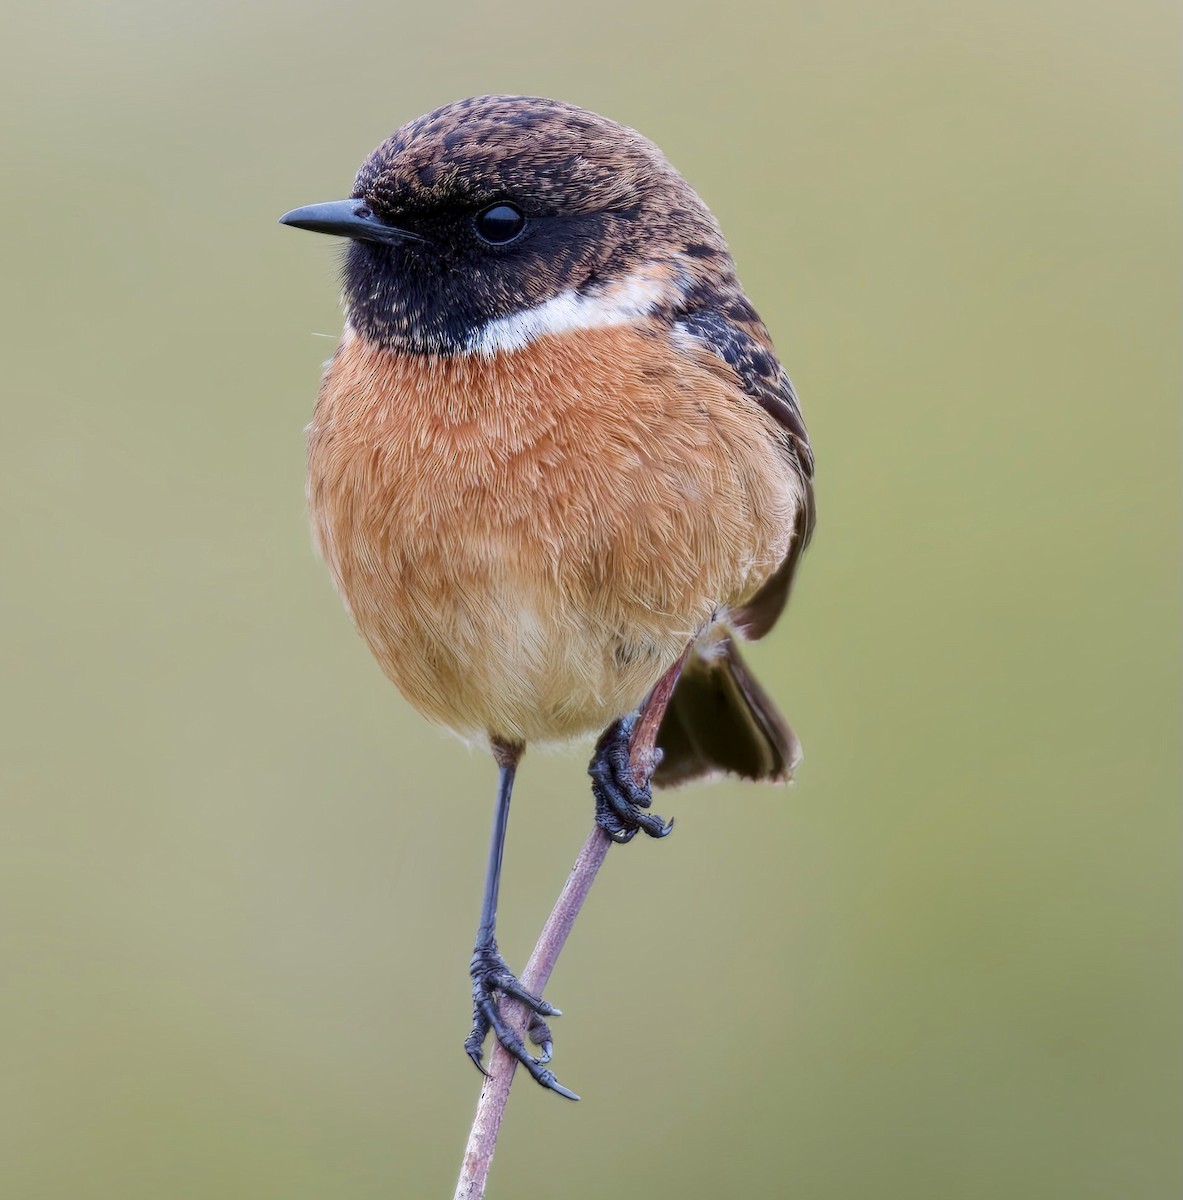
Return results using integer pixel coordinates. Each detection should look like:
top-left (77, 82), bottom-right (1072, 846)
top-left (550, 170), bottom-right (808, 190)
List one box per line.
top-left (652, 634), bottom-right (802, 787)
top-left (652, 307), bottom-right (814, 788)
top-left (674, 308), bottom-right (815, 639)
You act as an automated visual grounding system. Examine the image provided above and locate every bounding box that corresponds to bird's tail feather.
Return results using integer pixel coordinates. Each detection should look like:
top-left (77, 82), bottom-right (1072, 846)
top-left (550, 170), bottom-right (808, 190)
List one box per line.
top-left (653, 637), bottom-right (801, 788)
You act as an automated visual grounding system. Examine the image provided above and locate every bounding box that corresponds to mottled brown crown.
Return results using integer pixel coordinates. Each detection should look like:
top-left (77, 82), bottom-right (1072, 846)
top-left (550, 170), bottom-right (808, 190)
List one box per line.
top-left (355, 95), bottom-right (673, 218)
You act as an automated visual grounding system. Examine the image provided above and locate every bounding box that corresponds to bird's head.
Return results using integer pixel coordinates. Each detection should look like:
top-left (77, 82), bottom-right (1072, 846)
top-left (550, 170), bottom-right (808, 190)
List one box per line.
top-left (280, 95), bottom-right (737, 355)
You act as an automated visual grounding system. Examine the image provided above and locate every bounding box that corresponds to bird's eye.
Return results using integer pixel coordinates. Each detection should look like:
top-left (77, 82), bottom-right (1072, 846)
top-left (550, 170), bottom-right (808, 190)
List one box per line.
top-left (474, 203), bottom-right (527, 245)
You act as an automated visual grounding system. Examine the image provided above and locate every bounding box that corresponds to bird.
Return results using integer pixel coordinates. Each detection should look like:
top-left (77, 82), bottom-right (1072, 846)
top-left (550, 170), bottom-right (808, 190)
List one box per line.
top-left (279, 94), bottom-right (815, 1099)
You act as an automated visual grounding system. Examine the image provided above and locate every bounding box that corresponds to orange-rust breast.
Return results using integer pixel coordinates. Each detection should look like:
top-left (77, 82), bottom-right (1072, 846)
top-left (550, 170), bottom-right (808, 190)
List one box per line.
top-left (307, 323), bottom-right (803, 745)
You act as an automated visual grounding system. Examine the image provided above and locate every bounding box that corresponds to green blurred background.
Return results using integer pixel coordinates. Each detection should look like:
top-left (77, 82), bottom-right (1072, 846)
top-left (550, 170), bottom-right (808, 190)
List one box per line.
top-left (2, 1), bottom-right (1178, 1196)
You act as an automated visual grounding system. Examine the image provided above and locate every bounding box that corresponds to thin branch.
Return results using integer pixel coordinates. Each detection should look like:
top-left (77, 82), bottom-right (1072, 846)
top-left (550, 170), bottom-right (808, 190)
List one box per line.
top-left (452, 825), bottom-right (610, 1200)
top-left (452, 659), bottom-right (683, 1200)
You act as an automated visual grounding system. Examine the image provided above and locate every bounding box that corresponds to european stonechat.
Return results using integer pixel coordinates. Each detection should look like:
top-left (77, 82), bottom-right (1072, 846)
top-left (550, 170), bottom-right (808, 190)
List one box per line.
top-left (280, 95), bottom-right (815, 1098)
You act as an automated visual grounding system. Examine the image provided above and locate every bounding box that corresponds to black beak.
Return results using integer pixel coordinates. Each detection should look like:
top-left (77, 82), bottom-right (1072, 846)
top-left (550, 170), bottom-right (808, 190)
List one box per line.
top-left (278, 199), bottom-right (428, 246)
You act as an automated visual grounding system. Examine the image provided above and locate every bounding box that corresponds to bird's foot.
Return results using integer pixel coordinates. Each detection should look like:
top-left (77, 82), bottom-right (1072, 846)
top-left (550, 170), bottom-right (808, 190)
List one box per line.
top-left (589, 715), bottom-right (674, 844)
top-left (464, 946), bottom-right (579, 1100)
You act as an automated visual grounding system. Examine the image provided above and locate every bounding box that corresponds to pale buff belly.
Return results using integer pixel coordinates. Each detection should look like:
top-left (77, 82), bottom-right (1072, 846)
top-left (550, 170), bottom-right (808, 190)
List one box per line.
top-left (307, 325), bottom-right (802, 745)
top-left (319, 529), bottom-right (690, 744)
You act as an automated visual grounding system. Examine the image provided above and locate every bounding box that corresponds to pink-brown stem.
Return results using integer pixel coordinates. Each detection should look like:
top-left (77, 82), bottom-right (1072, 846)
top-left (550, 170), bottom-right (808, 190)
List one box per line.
top-left (452, 656), bottom-right (685, 1200)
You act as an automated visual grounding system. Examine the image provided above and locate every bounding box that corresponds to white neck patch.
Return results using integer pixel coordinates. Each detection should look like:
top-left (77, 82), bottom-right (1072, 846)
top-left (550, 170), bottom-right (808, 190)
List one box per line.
top-left (464, 270), bottom-right (672, 356)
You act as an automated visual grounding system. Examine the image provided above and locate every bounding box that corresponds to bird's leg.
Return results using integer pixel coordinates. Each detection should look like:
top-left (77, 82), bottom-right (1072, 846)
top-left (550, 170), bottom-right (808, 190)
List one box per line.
top-left (590, 651), bottom-right (689, 844)
top-left (464, 740), bottom-right (578, 1099)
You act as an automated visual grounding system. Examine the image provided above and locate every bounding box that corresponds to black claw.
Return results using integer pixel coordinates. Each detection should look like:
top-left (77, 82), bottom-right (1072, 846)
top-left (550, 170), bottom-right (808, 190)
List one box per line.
top-left (465, 1019), bottom-right (492, 1075)
top-left (493, 972), bottom-right (561, 1017)
top-left (466, 947), bottom-right (575, 1097)
top-left (547, 1078), bottom-right (581, 1102)
top-left (526, 1011), bottom-right (554, 1053)
top-left (589, 716), bottom-right (673, 843)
